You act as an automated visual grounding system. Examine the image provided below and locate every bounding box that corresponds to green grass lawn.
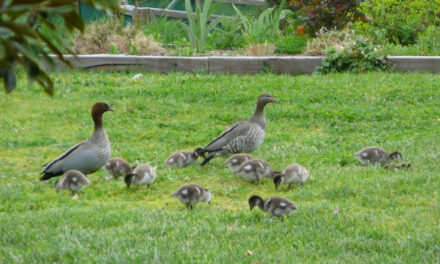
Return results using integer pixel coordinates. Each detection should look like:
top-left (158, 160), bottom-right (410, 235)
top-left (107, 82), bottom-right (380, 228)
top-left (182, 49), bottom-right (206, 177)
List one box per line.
top-left (0, 71), bottom-right (439, 263)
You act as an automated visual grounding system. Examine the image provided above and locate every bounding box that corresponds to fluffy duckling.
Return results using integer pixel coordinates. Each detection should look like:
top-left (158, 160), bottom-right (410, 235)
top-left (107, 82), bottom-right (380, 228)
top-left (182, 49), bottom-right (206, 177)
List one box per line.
top-left (233, 159), bottom-right (279, 182)
top-left (354, 146), bottom-right (402, 166)
top-left (124, 164), bottom-right (156, 188)
top-left (104, 158), bottom-right (132, 179)
top-left (164, 148), bottom-right (202, 168)
top-left (223, 153), bottom-right (255, 172)
top-left (55, 170), bottom-right (90, 199)
top-left (273, 163), bottom-right (309, 190)
top-left (171, 184), bottom-right (212, 210)
top-left (249, 195), bottom-right (297, 217)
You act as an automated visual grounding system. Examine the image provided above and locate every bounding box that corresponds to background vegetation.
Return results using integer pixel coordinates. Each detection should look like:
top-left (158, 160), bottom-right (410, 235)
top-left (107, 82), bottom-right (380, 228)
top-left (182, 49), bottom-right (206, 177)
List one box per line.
top-left (1, 71), bottom-right (439, 263)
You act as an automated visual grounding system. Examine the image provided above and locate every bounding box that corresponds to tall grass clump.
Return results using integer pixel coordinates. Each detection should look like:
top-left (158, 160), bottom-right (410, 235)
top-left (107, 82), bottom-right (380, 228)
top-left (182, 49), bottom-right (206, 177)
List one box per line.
top-left (181, 0), bottom-right (222, 53)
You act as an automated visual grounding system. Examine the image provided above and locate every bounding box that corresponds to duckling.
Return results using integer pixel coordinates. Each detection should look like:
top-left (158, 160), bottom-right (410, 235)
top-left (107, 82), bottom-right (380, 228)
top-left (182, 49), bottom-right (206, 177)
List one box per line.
top-left (55, 170), bottom-right (90, 199)
top-left (104, 158), bottom-right (132, 179)
top-left (248, 195), bottom-right (297, 217)
top-left (273, 163), bottom-right (309, 190)
top-left (354, 146), bottom-right (402, 166)
top-left (233, 159), bottom-right (279, 182)
top-left (171, 184), bottom-right (212, 210)
top-left (124, 164), bottom-right (156, 188)
top-left (164, 148), bottom-right (203, 168)
top-left (223, 153), bottom-right (255, 172)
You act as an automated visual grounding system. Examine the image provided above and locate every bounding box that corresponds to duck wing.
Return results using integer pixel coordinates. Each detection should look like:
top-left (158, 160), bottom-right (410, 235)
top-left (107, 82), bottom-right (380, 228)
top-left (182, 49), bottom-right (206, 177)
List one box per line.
top-left (40, 141), bottom-right (89, 180)
top-left (202, 120), bottom-right (251, 152)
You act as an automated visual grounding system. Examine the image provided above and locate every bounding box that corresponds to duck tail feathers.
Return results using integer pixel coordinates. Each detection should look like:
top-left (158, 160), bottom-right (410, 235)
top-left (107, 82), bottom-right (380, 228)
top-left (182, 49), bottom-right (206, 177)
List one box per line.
top-left (40, 171), bottom-right (62, 181)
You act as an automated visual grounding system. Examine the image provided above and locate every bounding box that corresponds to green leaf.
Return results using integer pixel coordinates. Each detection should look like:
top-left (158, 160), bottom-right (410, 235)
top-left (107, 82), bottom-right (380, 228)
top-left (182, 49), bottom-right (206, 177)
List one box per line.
top-left (62, 11), bottom-right (84, 32)
top-left (2, 22), bottom-right (37, 37)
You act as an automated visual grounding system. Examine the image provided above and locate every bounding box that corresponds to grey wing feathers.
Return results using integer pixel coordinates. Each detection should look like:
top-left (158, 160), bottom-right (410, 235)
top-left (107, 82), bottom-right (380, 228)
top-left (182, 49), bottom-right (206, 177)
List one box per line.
top-left (203, 121), bottom-right (251, 151)
top-left (43, 142), bottom-right (84, 172)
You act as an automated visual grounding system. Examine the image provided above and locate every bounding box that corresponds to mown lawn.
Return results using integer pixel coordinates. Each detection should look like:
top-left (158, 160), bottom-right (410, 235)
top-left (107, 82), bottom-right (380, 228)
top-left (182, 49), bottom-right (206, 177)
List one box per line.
top-left (0, 71), bottom-right (439, 263)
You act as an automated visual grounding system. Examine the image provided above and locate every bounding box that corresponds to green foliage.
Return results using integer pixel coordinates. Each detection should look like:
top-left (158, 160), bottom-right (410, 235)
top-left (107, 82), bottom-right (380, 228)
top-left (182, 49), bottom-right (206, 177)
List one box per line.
top-left (0, 0), bottom-right (119, 95)
top-left (143, 17), bottom-right (187, 45)
top-left (266, 0), bottom-right (365, 35)
top-left (275, 35), bottom-right (307, 54)
top-left (1, 71), bottom-right (439, 263)
top-left (109, 44), bottom-right (120, 54)
top-left (355, 0), bottom-right (440, 45)
top-left (208, 16), bottom-right (245, 50)
top-left (233, 0), bottom-right (293, 43)
top-left (181, 0), bottom-right (222, 53)
top-left (417, 26), bottom-right (440, 55)
top-left (316, 40), bottom-right (390, 74)
top-left (382, 43), bottom-right (421, 56)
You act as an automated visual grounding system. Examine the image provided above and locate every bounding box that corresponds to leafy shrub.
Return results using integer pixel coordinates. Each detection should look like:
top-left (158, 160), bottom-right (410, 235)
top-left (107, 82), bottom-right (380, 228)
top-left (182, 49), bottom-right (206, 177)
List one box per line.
top-left (208, 17), bottom-right (246, 50)
top-left (266, 0), bottom-right (365, 35)
top-left (355, 0), bottom-right (440, 45)
top-left (143, 17), bottom-right (187, 45)
top-left (275, 35), bottom-right (307, 54)
top-left (234, 0), bottom-right (293, 43)
top-left (74, 17), bottom-right (167, 55)
top-left (305, 27), bottom-right (365, 55)
top-left (315, 40), bottom-right (389, 74)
